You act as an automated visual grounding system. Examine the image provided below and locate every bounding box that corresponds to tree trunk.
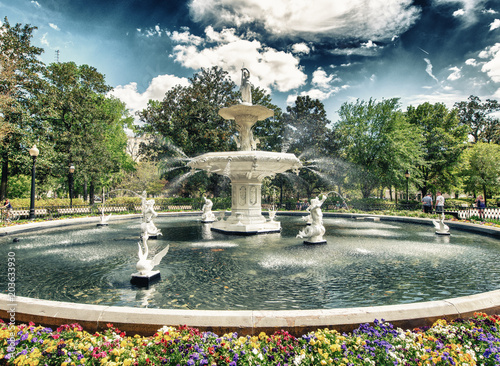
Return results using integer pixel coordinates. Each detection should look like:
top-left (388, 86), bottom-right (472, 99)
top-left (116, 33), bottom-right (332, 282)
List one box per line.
top-left (89, 181), bottom-right (95, 204)
top-left (0, 156), bottom-right (8, 201)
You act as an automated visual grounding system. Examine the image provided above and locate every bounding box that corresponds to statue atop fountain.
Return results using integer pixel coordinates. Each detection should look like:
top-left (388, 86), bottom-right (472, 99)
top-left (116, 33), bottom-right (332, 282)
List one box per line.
top-left (188, 68), bottom-right (302, 234)
top-left (201, 196), bottom-right (216, 223)
top-left (297, 194), bottom-right (327, 244)
top-left (240, 67), bottom-right (252, 105)
top-left (141, 191), bottom-right (162, 238)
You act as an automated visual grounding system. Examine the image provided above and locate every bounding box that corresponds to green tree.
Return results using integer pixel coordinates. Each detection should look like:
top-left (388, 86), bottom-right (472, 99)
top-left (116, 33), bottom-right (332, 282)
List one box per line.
top-left (115, 161), bottom-right (166, 195)
top-left (138, 66), bottom-right (239, 159)
top-left (0, 17), bottom-right (45, 200)
top-left (406, 102), bottom-right (468, 196)
top-left (282, 95), bottom-right (331, 157)
top-left (461, 142), bottom-right (500, 205)
top-left (334, 98), bottom-right (423, 198)
top-left (455, 95), bottom-right (500, 144)
top-left (39, 61), bottom-right (135, 201)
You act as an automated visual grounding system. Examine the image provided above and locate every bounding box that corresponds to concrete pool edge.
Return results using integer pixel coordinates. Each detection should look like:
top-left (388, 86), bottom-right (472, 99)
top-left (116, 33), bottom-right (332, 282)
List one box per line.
top-left (2, 290), bottom-right (500, 336)
top-left (1, 212), bottom-right (499, 336)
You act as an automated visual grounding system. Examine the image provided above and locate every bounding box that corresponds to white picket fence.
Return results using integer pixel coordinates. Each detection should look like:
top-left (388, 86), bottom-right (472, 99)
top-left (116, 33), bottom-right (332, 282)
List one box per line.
top-left (458, 207), bottom-right (500, 220)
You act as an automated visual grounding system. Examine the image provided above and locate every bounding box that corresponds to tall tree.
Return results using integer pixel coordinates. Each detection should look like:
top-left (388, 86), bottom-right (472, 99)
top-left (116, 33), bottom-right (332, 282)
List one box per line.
top-left (461, 142), bottom-right (500, 205)
top-left (455, 95), bottom-right (500, 144)
top-left (406, 102), bottom-right (468, 196)
top-left (0, 18), bottom-right (45, 200)
top-left (282, 95), bottom-right (331, 157)
top-left (334, 98), bottom-right (423, 198)
top-left (39, 61), bottom-right (114, 200)
top-left (139, 66), bottom-right (239, 160)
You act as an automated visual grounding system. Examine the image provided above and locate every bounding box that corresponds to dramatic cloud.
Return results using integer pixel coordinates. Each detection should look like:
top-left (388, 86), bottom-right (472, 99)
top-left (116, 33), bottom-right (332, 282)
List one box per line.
top-left (188, 0), bottom-right (421, 41)
top-left (447, 66), bottom-right (462, 80)
top-left (311, 68), bottom-right (337, 89)
top-left (479, 43), bottom-right (500, 82)
top-left (424, 58), bottom-right (439, 82)
top-left (291, 43), bottom-right (311, 54)
top-left (490, 19), bottom-right (500, 30)
top-left (171, 27), bottom-right (307, 92)
top-left (110, 74), bottom-right (190, 118)
top-left (435, 0), bottom-right (489, 24)
top-left (465, 58), bottom-right (478, 66)
top-left (49, 23), bottom-right (59, 31)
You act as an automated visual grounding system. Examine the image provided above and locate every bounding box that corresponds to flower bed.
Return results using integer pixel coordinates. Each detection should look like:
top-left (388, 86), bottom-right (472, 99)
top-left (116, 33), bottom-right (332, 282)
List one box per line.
top-left (1, 313), bottom-right (499, 365)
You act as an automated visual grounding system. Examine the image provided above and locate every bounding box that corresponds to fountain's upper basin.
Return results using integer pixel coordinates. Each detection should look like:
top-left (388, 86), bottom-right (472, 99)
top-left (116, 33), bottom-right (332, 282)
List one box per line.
top-left (188, 150), bottom-right (302, 180)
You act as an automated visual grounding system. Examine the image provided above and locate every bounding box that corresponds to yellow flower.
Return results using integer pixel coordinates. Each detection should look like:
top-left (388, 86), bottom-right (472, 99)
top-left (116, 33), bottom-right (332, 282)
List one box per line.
top-left (330, 344), bottom-right (341, 352)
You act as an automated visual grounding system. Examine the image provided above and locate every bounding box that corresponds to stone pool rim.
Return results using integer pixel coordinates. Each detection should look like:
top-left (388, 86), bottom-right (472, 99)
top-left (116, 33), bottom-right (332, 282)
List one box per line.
top-left (1, 212), bottom-right (499, 336)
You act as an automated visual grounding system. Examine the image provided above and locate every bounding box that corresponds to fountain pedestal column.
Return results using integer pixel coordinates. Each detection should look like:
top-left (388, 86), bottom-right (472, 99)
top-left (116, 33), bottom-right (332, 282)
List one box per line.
top-left (211, 178), bottom-right (280, 234)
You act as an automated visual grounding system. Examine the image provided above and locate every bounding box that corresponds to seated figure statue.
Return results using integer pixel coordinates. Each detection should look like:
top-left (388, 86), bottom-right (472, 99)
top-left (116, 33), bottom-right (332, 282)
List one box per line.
top-left (141, 193), bottom-right (162, 237)
top-left (201, 196), bottom-right (216, 223)
top-left (297, 195), bottom-right (327, 244)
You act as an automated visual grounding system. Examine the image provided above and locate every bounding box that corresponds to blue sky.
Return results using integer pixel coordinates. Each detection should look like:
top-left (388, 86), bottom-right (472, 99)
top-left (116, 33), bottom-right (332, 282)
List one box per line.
top-left (2, 0), bottom-right (500, 123)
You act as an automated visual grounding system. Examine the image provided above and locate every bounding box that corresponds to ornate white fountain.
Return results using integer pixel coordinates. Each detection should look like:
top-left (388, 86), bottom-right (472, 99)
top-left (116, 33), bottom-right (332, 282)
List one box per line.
top-left (188, 69), bottom-right (302, 234)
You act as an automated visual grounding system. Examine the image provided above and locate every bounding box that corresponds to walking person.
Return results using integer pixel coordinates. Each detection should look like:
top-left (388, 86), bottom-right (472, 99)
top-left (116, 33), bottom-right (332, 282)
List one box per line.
top-left (421, 193), bottom-right (433, 214)
top-left (475, 195), bottom-right (486, 219)
top-left (435, 191), bottom-right (445, 214)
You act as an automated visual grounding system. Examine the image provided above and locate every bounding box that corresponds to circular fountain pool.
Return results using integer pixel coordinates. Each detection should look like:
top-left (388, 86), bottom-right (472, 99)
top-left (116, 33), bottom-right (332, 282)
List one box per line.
top-left (1, 215), bottom-right (499, 311)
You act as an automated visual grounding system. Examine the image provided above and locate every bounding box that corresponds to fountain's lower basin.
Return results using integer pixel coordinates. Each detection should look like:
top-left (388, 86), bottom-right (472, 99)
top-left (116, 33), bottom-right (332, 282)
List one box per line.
top-left (1, 213), bottom-right (499, 335)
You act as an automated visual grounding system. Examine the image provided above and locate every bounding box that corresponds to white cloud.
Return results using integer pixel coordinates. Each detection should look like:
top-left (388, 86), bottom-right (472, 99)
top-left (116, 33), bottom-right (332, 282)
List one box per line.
top-left (361, 40), bottom-right (377, 48)
top-left (171, 27), bottom-right (307, 92)
top-left (109, 74), bottom-right (190, 119)
top-left (311, 68), bottom-right (336, 89)
top-left (490, 19), bottom-right (500, 31)
top-left (40, 33), bottom-right (49, 47)
top-left (291, 43), bottom-right (310, 54)
top-left (188, 0), bottom-right (421, 42)
top-left (483, 9), bottom-right (497, 14)
top-left (479, 43), bottom-right (500, 82)
top-left (31, 1), bottom-right (41, 8)
top-left (168, 30), bottom-right (203, 45)
top-left (49, 23), bottom-right (60, 31)
top-left (465, 58), bottom-right (478, 66)
top-left (434, 0), bottom-right (488, 24)
top-left (447, 66), bottom-right (462, 80)
top-left (424, 58), bottom-right (439, 82)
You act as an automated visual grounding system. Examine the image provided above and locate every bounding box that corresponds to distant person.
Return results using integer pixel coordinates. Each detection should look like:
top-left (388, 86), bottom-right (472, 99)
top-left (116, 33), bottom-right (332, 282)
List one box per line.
top-left (435, 191), bottom-right (445, 214)
top-left (421, 193), bottom-right (433, 214)
top-left (475, 195), bottom-right (486, 219)
top-left (2, 198), bottom-right (12, 221)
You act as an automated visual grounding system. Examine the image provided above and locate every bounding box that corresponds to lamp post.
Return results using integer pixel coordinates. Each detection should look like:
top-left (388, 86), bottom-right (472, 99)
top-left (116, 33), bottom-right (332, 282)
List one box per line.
top-left (29, 145), bottom-right (39, 220)
top-left (69, 164), bottom-right (75, 208)
top-left (405, 169), bottom-right (410, 201)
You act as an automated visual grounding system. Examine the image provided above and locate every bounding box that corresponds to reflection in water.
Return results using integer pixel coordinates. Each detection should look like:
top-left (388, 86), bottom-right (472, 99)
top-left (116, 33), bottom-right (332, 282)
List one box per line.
top-left (1, 216), bottom-right (499, 311)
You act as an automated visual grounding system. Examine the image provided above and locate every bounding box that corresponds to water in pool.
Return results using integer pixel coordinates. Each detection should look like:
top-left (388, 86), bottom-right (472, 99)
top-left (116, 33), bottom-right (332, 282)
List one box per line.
top-left (1, 216), bottom-right (499, 310)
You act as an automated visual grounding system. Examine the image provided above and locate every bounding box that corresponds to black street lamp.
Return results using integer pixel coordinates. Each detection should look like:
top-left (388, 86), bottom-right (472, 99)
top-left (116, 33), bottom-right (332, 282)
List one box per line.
top-left (69, 164), bottom-right (75, 208)
top-left (405, 169), bottom-right (410, 201)
top-left (29, 145), bottom-right (39, 220)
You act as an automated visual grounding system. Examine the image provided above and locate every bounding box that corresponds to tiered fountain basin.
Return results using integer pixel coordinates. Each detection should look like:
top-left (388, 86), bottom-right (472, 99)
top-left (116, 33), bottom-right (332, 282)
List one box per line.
top-left (1, 213), bottom-right (500, 336)
top-left (188, 151), bottom-right (301, 234)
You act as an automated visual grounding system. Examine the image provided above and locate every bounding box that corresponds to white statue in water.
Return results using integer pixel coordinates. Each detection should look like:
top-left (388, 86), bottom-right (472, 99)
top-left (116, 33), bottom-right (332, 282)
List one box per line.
top-left (201, 196), bottom-right (216, 223)
top-left (141, 191), bottom-right (162, 237)
top-left (240, 67), bottom-right (252, 105)
top-left (297, 194), bottom-right (328, 244)
top-left (136, 233), bottom-right (170, 275)
top-left (433, 212), bottom-right (450, 235)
